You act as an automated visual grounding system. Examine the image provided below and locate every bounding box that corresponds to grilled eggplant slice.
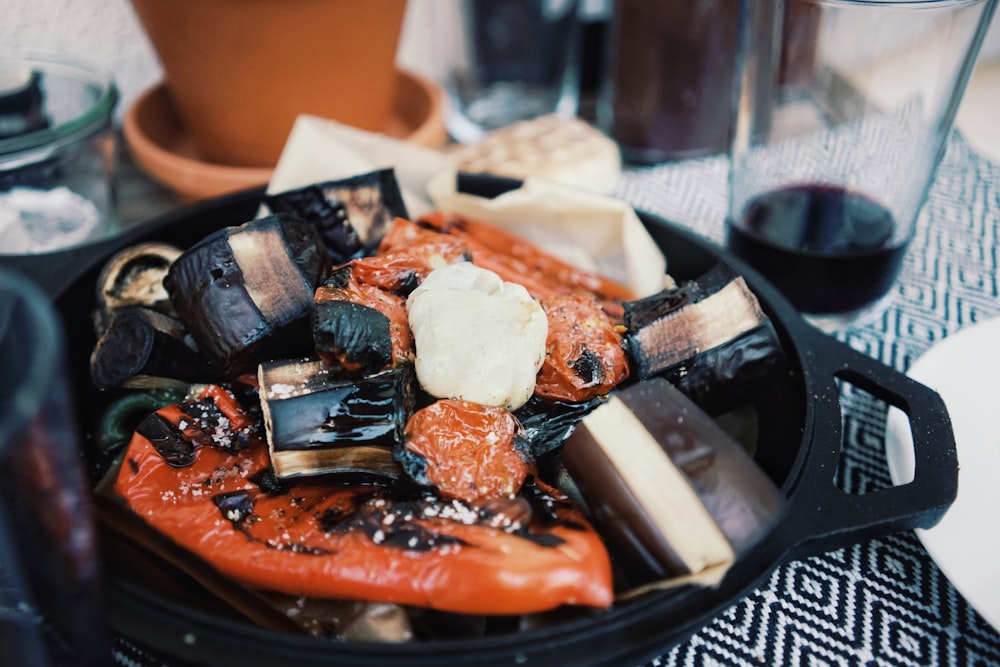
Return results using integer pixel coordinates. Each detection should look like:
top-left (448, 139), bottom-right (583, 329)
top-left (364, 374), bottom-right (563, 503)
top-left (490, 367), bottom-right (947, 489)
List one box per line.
top-left (258, 360), bottom-right (415, 481)
top-left (623, 263), bottom-right (785, 412)
top-left (90, 305), bottom-right (215, 391)
top-left (164, 214), bottom-right (327, 378)
top-left (265, 168), bottom-right (409, 263)
top-left (513, 394), bottom-right (603, 459)
top-left (561, 377), bottom-right (786, 586)
top-left (312, 262), bottom-right (415, 376)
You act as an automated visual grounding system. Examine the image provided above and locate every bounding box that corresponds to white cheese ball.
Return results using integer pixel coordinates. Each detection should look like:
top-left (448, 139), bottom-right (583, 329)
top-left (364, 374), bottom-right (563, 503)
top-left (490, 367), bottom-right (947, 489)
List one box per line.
top-left (407, 262), bottom-right (548, 410)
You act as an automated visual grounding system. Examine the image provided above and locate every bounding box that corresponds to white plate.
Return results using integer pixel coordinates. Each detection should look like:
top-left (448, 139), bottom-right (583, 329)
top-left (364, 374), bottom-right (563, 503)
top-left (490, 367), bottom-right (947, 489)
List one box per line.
top-left (885, 317), bottom-right (1000, 632)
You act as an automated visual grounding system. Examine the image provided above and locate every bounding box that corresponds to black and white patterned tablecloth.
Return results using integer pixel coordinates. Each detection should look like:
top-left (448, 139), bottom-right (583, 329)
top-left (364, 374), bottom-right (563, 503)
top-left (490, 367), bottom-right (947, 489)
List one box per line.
top-left (615, 131), bottom-right (1000, 667)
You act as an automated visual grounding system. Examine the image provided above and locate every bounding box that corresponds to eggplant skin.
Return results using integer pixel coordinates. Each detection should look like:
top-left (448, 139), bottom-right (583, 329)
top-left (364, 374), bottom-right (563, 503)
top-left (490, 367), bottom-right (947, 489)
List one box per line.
top-left (659, 323), bottom-right (787, 415)
top-left (313, 300), bottom-right (394, 376)
top-left (622, 263), bottom-right (733, 333)
top-left (265, 184), bottom-right (362, 265)
top-left (265, 168), bottom-right (410, 260)
top-left (275, 213), bottom-right (329, 286)
top-left (513, 395), bottom-right (603, 459)
top-left (90, 305), bottom-right (215, 391)
top-left (164, 214), bottom-right (327, 377)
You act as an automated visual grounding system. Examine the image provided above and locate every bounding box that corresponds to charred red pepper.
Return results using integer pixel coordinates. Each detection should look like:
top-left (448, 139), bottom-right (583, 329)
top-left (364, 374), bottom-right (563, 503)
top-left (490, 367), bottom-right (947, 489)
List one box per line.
top-left (415, 211), bottom-right (636, 317)
top-left (113, 386), bottom-right (613, 615)
top-left (351, 240), bottom-right (469, 294)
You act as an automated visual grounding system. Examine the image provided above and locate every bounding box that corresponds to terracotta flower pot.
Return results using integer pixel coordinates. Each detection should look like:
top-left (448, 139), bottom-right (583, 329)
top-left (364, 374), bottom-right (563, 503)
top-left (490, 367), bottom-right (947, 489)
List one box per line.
top-left (130, 0), bottom-right (408, 167)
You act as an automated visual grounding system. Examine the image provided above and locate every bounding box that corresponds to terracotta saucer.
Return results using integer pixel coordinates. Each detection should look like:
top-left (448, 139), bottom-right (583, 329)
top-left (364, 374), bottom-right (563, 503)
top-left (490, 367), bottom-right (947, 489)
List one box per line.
top-left (123, 69), bottom-right (448, 202)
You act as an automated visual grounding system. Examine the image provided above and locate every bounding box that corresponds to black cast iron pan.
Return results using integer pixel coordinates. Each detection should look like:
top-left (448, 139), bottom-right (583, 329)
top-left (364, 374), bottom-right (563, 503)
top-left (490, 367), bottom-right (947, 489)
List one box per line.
top-left (1, 183), bottom-right (956, 667)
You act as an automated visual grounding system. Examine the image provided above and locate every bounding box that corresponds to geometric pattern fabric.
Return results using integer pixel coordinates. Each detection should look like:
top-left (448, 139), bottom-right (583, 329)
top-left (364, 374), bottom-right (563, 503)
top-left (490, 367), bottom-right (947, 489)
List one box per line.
top-left (618, 131), bottom-right (1000, 667)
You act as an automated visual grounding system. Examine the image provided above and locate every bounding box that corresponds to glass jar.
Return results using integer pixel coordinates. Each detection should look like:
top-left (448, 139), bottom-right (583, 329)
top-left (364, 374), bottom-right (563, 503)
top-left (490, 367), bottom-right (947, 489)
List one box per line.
top-left (0, 54), bottom-right (119, 255)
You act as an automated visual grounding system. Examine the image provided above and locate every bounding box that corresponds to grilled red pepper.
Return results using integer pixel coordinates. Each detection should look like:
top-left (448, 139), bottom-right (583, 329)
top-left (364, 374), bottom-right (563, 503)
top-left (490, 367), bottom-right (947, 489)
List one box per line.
top-left (415, 211), bottom-right (635, 317)
top-left (313, 263), bottom-right (414, 373)
top-left (112, 385), bottom-right (613, 615)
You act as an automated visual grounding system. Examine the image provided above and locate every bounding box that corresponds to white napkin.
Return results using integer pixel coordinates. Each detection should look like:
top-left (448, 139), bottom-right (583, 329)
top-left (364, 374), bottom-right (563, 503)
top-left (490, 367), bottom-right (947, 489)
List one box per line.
top-left (266, 114), bottom-right (450, 217)
top-left (427, 169), bottom-right (666, 298)
top-left (265, 114), bottom-right (668, 297)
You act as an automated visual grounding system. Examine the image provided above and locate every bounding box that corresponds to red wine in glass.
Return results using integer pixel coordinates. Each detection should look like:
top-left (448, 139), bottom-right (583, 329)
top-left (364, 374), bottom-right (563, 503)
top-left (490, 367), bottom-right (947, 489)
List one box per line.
top-left (725, 184), bottom-right (909, 315)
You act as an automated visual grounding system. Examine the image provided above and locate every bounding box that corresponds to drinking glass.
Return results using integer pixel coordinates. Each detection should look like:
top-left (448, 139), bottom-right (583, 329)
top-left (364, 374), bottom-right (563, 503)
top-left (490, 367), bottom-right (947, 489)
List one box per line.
top-left (727, 0), bottom-right (998, 331)
top-left (0, 266), bottom-right (109, 665)
top-left (434, 0), bottom-right (582, 143)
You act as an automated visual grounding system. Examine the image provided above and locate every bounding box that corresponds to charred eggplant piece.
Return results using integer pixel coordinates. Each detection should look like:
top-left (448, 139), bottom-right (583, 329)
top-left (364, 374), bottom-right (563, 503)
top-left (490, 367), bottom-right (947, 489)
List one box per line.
top-left (561, 377), bottom-right (786, 587)
top-left (93, 242), bottom-right (182, 332)
top-left (257, 360), bottom-right (415, 481)
top-left (513, 394), bottom-right (602, 459)
top-left (623, 263), bottom-right (785, 412)
top-left (265, 168), bottom-right (409, 262)
top-left (90, 305), bottom-right (216, 391)
top-left (312, 262), bottom-right (414, 376)
top-left (264, 186), bottom-right (360, 264)
top-left (164, 214), bottom-right (327, 378)
top-left (313, 299), bottom-right (395, 377)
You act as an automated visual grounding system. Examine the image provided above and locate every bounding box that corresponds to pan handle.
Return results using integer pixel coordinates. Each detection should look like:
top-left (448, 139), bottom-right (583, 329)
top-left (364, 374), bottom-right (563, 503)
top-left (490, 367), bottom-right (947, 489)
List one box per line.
top-left (778, 324), bottom-right (957, 561)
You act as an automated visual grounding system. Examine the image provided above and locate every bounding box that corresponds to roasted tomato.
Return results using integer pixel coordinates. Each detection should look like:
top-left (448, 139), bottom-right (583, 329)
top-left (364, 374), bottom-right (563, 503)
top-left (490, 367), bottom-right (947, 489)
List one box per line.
top-left (349, 243), bottom-right (468, 295)
top-left (397, 399), bottom-right (534, 504)
top-left (535, 294), bottom-right (630, 403)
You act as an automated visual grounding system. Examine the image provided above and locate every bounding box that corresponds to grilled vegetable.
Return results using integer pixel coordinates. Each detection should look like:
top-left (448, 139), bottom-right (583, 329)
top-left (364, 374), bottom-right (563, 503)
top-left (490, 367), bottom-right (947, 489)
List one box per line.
top-left (112, 387), bottom-right (614, 615)
top-left (94, 242), bottom-right (182, 332)
top-left (414, 210), bottom-right (636, 318)
top-left (535, 294), bottom-right (629, 403)
top-left (312, 257), bottom-right (435, 376)
top-left (163, 214), bottom-right (326, 378)
top-left (561, 377), bottom-right (785, 586)
top-left (623, 263), bottom-right (785, 412)
top-left (397, 399), bottom-right (534, 504)
top-left (376, 215), bottom-right (471, 263)
top-left (406, 262), bottom-right (548, 411)
top-left (258, 360), bottom-right (414, 481)
top-left (90, 305), bottom-right (215, 391)
top-left (350, 242), bottom-right (469, 295)
top-left (264, 169), bottom-right (409, 263)
top-left (135, 382), bottom-right (261, 466)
